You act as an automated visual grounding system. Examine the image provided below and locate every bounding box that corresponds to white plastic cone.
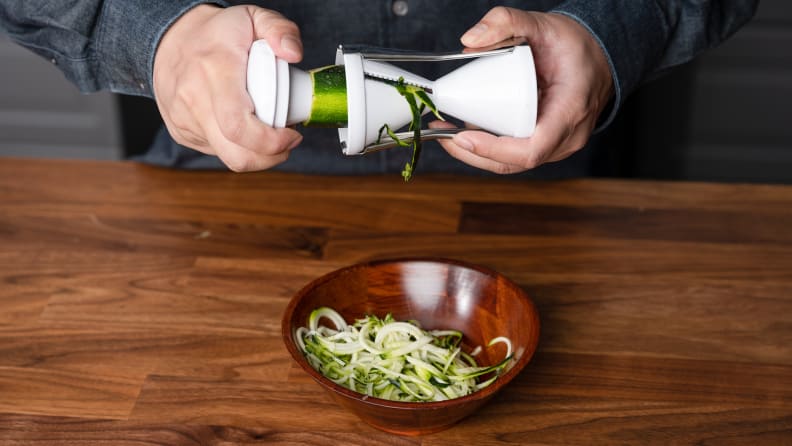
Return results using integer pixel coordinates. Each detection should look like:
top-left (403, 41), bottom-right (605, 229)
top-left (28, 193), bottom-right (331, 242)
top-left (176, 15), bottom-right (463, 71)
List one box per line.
top-left (432, 46), bottom-right (537, 138)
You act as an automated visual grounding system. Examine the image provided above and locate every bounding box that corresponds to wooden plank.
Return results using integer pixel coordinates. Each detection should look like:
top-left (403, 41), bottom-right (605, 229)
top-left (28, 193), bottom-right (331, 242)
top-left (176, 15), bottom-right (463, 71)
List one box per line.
top-left (0, 415), bottom-right (421, 445)
top-left (0, 326), bottom-right (289, 382)
top-left (0, 290), bottom-right (49, 326)
top-left (0, 214), bottom-right (331, 258)
top-left (0, 161), bottom-right (461, 233)
top-left (427, 352), bottom-right (792, 445)
top-left (128, 375), bottom-right (366, 431)
top-left (322, 232), bottom-right (792, 283)
top-left (0, 367), bottom-right (139, 419)
top-left (1, 159), bottom-right (791, 442)
top-left (459, 202), bottom-right (792, 245)
top-left (4, 159), bottom-right (792, 216)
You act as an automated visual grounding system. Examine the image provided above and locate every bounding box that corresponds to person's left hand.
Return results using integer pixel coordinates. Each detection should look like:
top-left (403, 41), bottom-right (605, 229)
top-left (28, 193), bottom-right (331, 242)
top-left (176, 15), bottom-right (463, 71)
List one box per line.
top-left (430, 7), bottom-right (614, 174)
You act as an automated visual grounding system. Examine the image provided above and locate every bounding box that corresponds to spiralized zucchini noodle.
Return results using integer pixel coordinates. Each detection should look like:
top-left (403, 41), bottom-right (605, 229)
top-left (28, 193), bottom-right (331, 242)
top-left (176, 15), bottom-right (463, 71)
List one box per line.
top-left (295, 307), bottom-right (514, 402)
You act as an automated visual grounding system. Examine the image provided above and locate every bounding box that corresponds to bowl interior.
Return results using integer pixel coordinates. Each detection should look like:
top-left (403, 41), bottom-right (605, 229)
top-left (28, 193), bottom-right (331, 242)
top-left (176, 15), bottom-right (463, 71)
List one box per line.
top-left (283, 258), bottom-right (540, 402)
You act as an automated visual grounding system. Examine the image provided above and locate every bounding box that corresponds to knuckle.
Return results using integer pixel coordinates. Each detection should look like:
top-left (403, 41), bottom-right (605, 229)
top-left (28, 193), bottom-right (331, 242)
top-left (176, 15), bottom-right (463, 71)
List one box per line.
top-left (164, 123), bottom-right (192, 147)
top-left (175, 85), bottom-right (198, 110)
top-left (267, 14), bottom-right (299, 32)
top-left (518, 151), bottom-right (544, 170)
top-left (255, 7), bottom-right (286, 21)
top-left (277, 20), bottom-right (300, 35)
top-left (173, 132), bottom-right (195, 148)
top-left (259, 131), bottom-right (297, 155)
top-left (217, 112), bottom-right (246, 145)
top-left (169, 114), bottom-right (192, 135)
top-left (214, 143), bottom-right (254, 172)
top-left (489, 6), bottom-right (514, 24)
top-left (221, 153), bottom-right (253, 172)
top-left (171, 132), bottom-right (190, 147)
top-left (168, 115), bottom-right (206, 148)
top-left (183, 133), bottom-right (206, 148)
top-left (493, 163), bottom-right (516, 175)
top-left (466, 143), bottom-right (485, 158)
top-left (258, 12), bottom-right (300, 36)
top-left (256, 140), bottom-right (283, 156)
top-left (570, 133), bottom-right (589, 152)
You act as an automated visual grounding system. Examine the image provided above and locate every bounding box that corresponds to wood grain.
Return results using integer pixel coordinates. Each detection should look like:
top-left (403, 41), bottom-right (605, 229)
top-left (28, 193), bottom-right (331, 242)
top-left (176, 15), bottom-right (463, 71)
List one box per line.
top-left (0, 158), bottom-right (791, 444)
top-left (0, 415), bottom-right (421, 446)
top-left (280, 258), bottom-right (541, 435)
top-left (459, 202), bottom-right (792, 245)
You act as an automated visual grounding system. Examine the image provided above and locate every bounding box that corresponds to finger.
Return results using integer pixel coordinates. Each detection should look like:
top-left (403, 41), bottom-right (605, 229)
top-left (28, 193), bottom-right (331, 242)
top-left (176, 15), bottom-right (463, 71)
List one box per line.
top-left (436, 136), bottom-right (525, 174)
top-left (455, 118), bottom-right (582, 168)
top-left (455, 82), bottom-right (593, 168)
top-left (530, 85), bottom-right (594, 157)
top-left (428, 120), bottom-right (484, 131)
top-left (206, 49), bottom-right (303, 155)
top-left (205, 117), bottom-right (298, 172)
top-left (249, 8), bottom-right (302, 62)
top-left (212, 97), bottom-right (302, 158)
top-left (452, 130), bottom-right (551, 170)
top-left (428, 121), bottom-right (538, 172)
top-left (452, 120), bottom-right (563, 169)
top-left (202, 70), bottom-right (301, 172)
top-left (461, 7), bottom-right (540, 48)
top-left (427, 120), bottom-right (457, 130)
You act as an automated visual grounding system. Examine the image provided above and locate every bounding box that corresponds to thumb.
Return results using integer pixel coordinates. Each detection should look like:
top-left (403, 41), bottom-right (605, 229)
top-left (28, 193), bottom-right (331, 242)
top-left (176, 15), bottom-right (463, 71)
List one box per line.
top-left (249, 7), bottom-right (303, 63)
top-left (461, 7), bottom-right (541, 48)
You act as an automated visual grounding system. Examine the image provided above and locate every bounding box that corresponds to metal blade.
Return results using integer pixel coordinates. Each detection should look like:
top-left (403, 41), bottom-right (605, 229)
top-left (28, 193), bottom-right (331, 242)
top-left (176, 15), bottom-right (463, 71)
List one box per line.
top-left (363, 72), bottom-right (433, 91)
top-left (361, 60), bottom-right (434, 91)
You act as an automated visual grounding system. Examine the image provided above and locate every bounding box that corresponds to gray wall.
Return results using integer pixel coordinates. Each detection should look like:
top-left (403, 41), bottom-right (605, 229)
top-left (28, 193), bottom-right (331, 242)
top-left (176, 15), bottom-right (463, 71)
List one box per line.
top-left (0, 34), bottom-right (122, 160)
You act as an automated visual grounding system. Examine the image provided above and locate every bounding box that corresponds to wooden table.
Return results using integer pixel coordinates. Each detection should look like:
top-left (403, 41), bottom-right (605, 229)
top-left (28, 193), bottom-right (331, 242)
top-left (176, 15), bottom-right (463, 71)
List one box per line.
top-left (0, 157), bottom-right (790, 445)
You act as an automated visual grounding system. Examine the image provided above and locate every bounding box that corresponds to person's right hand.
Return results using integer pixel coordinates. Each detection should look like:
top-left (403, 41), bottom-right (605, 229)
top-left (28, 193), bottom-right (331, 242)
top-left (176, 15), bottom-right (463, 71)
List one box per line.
top-left (153, 5), bottom-right (303, 172)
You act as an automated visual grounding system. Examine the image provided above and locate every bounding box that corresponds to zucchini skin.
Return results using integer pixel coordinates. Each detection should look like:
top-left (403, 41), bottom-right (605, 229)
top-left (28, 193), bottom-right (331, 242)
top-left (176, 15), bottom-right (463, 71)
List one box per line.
top-left (304, 65), bottom-right (348, 127)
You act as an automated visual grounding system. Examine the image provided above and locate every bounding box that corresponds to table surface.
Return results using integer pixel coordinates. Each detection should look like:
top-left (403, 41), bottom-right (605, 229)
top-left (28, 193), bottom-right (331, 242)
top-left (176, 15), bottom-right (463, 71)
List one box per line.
top-left (0, 158), bottom-right (790, 445)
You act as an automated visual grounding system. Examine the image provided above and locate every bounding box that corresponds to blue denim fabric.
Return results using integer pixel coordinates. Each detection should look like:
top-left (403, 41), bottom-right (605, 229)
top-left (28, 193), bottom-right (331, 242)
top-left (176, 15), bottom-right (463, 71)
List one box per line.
top-left (553, 0), bottom-right (758, 130)
top-left (0, 0), bottom-right (758, 175)
top-left (0, 0), bottom-right (226, 96)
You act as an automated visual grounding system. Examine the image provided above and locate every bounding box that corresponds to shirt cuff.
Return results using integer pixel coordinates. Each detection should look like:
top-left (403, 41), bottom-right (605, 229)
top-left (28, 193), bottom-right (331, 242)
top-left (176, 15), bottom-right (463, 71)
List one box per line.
top-left (96, 0), bottom-right (228, 97)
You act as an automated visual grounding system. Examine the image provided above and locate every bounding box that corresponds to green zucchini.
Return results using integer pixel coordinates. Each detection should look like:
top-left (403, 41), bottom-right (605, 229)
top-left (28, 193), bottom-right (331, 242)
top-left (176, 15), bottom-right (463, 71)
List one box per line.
top-left (295, 307), bottom-right (513, 402)
top-left (303, 65), bottom-right (348, 127)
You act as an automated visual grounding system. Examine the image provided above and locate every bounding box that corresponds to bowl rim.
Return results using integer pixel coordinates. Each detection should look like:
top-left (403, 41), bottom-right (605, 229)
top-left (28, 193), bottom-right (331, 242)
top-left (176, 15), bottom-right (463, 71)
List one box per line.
top-left (281, 256), bottom-right (541, 410)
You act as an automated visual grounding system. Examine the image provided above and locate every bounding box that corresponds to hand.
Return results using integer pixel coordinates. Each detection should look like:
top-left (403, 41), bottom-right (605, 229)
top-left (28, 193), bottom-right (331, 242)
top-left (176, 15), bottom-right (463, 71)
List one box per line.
top-left (430, 7), bottom-right (614, 174)
top-left (153, 5), bottom-right (303, 172)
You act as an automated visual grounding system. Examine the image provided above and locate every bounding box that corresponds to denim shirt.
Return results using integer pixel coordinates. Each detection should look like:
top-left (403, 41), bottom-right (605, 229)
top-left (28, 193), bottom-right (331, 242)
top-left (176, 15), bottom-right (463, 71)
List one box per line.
top-left (0, 0), bottom-right (758, 174)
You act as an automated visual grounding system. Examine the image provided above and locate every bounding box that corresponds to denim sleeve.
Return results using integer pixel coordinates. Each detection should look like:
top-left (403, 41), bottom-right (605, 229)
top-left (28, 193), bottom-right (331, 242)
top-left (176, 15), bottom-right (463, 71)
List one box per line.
top-left (0, 0), bottom-right (227, 98)
top-left (551, 0), bottom-right (759, 129)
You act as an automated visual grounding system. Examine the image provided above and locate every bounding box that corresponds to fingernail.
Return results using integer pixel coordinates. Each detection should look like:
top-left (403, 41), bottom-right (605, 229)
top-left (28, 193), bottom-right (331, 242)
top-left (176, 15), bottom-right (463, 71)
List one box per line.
top-left (454, 135), bottom-right (473, 151)
top-left (461, 23), bottom-right (488, 44)
top-left (280, 35), bottom-right (301, 58)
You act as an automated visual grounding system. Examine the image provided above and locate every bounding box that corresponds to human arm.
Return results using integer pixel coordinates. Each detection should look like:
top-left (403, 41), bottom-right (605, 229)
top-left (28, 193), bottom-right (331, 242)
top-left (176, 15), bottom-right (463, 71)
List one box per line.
top-left (0, 0), bottom-right (223, 96)
top-left (0, 1), bottom-right (304, 172)
top-left (433, 1), bottom-right (759, 174)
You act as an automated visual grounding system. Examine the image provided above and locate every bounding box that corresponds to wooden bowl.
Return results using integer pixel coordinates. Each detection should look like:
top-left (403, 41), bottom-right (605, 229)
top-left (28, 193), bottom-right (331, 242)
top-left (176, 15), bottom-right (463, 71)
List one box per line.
top-left (282, 258), bottom-right (540, 436)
